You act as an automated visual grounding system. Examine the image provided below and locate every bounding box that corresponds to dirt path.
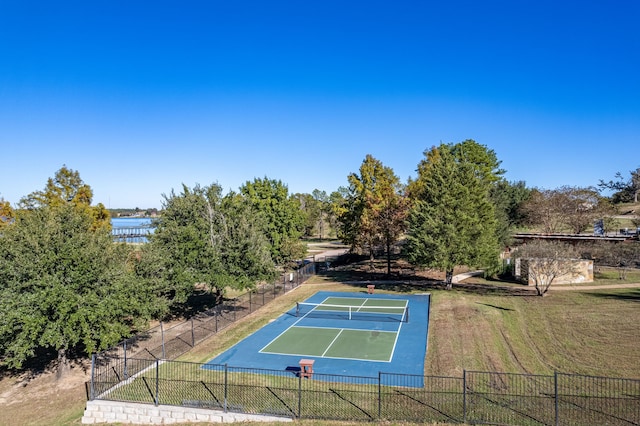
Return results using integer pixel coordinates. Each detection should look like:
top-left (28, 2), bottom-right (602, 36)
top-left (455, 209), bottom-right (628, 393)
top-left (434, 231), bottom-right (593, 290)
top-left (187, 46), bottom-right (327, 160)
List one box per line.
top-left (548, 282), bottom-right (640, 291)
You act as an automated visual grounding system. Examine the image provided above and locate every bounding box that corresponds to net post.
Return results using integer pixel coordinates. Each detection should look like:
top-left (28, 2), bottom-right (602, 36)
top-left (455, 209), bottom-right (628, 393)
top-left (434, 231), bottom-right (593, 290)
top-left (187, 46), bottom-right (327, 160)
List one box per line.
top-left (296, 302), bottom-right (300, 317)
top-left (405, 306), bottom-right (410, 323)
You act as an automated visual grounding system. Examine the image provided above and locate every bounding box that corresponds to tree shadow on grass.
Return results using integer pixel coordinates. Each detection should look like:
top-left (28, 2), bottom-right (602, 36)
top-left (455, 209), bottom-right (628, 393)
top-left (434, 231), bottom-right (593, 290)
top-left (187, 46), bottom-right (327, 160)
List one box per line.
top-left (320, 253), bottom-right (535, 297)
top-left (584, 288), bottom-right (640, 302)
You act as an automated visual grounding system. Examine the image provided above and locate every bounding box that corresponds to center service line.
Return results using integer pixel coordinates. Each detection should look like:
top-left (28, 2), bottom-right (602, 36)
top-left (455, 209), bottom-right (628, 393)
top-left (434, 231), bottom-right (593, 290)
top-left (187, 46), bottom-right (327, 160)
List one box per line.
top-left (322, 328), bottom-right (344, 357)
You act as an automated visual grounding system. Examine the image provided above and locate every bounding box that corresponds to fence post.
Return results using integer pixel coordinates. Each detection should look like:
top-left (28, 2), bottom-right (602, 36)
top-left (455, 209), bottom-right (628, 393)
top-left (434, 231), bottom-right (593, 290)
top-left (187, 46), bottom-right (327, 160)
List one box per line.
top-left (160, 321), bottom-right (166, 359)
top-left (224, 364), bottom-right (228, 413)
top-left (554, 371), bottom-right (559, 426)
top-left (378, 372), bottom-right (382, 419)
top-left (154, 359), bottom-right (159, 406)
top-left (123, 340), bottom-right (128, 380)
top-left (463, 370), bottom-right (467, 424)
top-left (249, 291), bottom-right (252, 313)
top-left (298, 367), bottom-right (302, 418)
top-left (90, 354), bottom-right (96, 400)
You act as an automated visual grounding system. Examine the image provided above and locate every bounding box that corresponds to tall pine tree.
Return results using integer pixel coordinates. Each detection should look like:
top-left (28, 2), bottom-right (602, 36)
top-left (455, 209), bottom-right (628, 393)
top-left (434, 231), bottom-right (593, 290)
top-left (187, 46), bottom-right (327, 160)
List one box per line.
top-left (406, 143), bottom-right (500, 288)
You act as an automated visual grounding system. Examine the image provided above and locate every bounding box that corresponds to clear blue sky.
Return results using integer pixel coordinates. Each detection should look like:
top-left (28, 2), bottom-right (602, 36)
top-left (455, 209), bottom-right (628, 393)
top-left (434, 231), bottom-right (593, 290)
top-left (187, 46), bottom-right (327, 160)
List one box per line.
top-left (1, 1), bottom-right (638, 209)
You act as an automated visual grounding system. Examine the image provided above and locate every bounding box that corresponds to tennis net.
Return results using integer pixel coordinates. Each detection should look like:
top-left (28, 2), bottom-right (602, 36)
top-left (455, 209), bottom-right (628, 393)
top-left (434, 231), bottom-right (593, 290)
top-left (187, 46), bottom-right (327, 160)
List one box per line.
top-left (296, 302), bottom-right (409, 323)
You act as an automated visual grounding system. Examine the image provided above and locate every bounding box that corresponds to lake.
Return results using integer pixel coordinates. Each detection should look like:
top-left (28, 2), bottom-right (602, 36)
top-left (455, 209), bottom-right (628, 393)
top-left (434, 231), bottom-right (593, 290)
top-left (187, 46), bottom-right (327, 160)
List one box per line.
top-left (111, 217), bottom-right (154, 228)
top-left (111, 217), bottom-right (155, 243)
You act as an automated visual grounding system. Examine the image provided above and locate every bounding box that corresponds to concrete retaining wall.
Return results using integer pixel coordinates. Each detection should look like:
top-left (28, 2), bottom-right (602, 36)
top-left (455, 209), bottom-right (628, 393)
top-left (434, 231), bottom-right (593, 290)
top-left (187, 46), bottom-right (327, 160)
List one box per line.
top-left (82, 400), bottom-right (293, 424)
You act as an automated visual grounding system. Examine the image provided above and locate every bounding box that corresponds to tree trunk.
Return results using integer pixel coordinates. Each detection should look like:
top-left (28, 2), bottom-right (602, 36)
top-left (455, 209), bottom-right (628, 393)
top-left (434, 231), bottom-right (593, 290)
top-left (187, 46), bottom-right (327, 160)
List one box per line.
top-left (213, 287), bottom-right (224, 304)
top-left (56, 347), bottom-right (70, 381)
top-left (445, 269), bottom-right (453, 290)
top-left (369, 247), bottom-right (375, 270)
top-left (386, 240), bottom-right (391, 277)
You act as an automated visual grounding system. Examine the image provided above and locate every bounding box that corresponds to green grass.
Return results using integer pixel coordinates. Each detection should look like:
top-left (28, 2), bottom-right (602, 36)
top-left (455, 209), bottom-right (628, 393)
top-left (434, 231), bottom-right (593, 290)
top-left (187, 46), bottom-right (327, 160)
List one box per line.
top-left (15, 262), bottom-right (638, 426)
top-left (594, 266), bottom-right (640, 283)
top-left (90, 274), bottom-right (640, 424)
top-left (425, 285), bottom-right (640, 378)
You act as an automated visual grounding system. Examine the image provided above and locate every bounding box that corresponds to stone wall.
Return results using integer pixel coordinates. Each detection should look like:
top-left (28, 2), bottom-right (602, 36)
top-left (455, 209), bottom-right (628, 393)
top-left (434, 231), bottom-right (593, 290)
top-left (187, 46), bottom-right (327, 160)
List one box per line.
top-left (82, 400), bottom-right (293, 424)
top-left (515, 258), bottom-right (594, 286)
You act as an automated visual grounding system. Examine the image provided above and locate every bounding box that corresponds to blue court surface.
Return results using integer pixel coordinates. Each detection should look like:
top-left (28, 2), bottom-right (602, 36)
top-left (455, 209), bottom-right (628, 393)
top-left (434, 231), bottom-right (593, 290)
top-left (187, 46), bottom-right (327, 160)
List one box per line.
top-left (204, 291), bottom-right (430, 379)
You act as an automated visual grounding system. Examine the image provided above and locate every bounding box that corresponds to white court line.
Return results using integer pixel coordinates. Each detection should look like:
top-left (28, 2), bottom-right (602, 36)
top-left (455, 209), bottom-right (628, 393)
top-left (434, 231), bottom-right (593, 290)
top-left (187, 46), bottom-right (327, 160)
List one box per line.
top-left (261, 326), bottom-right (398, 362)
top-left (260, 296), bottom-right (409, 356)
top-left (321, 328), bottom-right (344, 357)
top-left (258, 303), bottom-right (317, 352)
top-left (293, 325), bottom-right (397, 334)
top-left (388, 319), bottom-right (404, 361)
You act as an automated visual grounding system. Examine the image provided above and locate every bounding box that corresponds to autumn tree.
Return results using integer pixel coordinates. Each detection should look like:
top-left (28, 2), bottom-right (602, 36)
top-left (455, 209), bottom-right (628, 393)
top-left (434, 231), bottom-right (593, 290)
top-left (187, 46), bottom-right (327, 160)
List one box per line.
top-left (18, 165), bottom-right (111, 231)
top-left (327, 188), bottom-right (347, 236)
top-left (405, 143), bottom-right (501, 288)
top-left (512, 240), bottom-right (581, 296)
top-left (337, 155), bottom-right (408, 275)
top-left (240, 177), bottom-right (306, 265)
top-left (0, 198), bottom-right (13, 228)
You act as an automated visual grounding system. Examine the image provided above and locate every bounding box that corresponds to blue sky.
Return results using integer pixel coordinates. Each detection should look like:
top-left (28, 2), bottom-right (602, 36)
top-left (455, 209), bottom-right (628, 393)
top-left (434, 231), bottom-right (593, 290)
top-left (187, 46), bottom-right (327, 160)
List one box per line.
top-left (1, 1), bottom-right (638, 209)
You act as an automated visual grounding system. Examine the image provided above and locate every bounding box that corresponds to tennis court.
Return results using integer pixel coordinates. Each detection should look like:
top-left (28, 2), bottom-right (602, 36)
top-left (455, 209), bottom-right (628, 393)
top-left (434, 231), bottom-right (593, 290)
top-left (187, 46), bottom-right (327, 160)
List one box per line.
top-left (205, 291), bottom-right (430, 378)
top-left (261, 296), bottom-right (408, 362)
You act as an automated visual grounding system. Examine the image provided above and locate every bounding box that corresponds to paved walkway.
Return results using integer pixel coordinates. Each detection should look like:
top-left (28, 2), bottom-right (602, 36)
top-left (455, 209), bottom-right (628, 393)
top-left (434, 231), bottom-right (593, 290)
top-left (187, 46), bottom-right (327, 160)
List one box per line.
top-left (548, 282), bottom-right (640, 291)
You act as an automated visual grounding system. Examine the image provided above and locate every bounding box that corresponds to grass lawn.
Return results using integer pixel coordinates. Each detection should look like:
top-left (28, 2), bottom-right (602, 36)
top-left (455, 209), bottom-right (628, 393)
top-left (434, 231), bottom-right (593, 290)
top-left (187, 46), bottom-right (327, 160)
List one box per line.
top-left (2, 265), bottom-right (639, 425)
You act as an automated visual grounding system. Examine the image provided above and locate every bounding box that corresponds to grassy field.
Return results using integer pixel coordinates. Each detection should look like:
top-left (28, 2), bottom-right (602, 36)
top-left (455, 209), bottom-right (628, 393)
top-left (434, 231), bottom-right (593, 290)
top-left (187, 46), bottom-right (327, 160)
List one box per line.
top-left (1, 266), bottom-right (639, 425)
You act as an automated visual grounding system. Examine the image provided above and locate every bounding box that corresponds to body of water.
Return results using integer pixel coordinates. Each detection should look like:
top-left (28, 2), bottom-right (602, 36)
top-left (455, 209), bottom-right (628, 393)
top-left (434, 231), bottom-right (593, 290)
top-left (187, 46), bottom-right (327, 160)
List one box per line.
top-left (111, 217), bottom-right (155, 243)
top-left (111, 217), bottom-right (154, 228)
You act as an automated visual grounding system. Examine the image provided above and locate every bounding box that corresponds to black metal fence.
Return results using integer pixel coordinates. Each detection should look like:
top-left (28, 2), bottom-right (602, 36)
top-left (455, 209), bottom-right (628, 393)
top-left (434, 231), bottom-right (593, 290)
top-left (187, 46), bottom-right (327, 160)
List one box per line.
top-left (88, 255), bottom-right (639, 424)
top-left (92, 261), bottom-right (317, 378)
top-left (89, 358), bottom-right (640, 425)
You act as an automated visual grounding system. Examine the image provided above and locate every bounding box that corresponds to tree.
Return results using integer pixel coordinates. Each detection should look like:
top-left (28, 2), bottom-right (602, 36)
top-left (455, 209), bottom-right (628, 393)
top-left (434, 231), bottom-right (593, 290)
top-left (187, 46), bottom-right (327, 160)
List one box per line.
top-left (520, 186), bottom-right (614, 234)
top-left (18, 165), bottom-right (111, 230)
top-left (327, 188), bottom-right (346, 238)
top-left (520, 188), bottom-right (569, 233)
top-left (337, 155), bottom-right (408, 275)
top-left (0, 198), bottom-right (13, 228)
top-left (560, 186), bottom-right (614, 234)
top-left (296, 189), bottom-right (335, 240)
top-left (0, 204), bottom-right (160, 374)
top-left (311, 189), bottom-right (331, 240)
top-left (512, 240), bottom-right (581, 296)
top-left (405, 143), bottom-right (501, 289)
top-left (591, 242), bottom-right (640, 280)
top-left (240, 177), bottom-right (306, 265)
top-left (408, 139), bottom-right (504, 199)
top-left (490, 180), bottom-right (531, 245)
top-left (599, 167), bottom-right (640, 203)
top-left (148, 183), bottom-right (276, 309)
